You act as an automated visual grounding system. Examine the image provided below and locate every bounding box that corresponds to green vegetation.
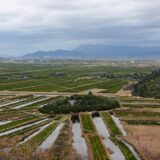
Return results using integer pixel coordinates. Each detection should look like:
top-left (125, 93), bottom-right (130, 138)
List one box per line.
top-left (60, 79), bottom-right (127, 93)
top-left (0, 116), bottom-right (42, 133)
top-left (87, 134), bottom-right (110, 160)
top-left (4, 96), bottom-right (44, 109)
top-left (115, 110), bottom-right (160, 117)
top-left (133, 70), bottom-right (160, 98)
top-left (80, 114), bottom-right (95, 134)
top-left (13, 121), bottom-right (58, 154)
top-left (0, 61), bottom-right (159, 160)
top-left (119, 98), bottom-right (160, 103)
top-left (0, 61), bottom-right (156, 93)
top-left (122, 103), bottom-right (160, 108)
top-left (49, 120), bottom-right (72, 160)
top-left (1, 119), bottom-right (51, 138)
top-left (0, 110), bottom-right (29, 121)
top-left (101, 112), bottom-right (122, 136)
top-left (126, 120), bottom-right (160, 125)
top-left (111, 138), bottom-right (136, 160)
top-left (21, 97), bottom-right (59, 110)
top-left (40, 94), bottom-right (120, 114)
top-left (100, 80), bottom-right (128, 93)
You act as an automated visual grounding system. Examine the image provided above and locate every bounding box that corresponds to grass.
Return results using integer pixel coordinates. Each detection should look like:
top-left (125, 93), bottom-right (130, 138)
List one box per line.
top-left (122, 103), bottom-right (160, 108)
top-left (0, 110), bottom-right (29, 120)
top-left (13, 121), bottom-right (58, 154)
top-left (21, 97), bottom-right (59, 110)
top-left (0, 116), bottom-right (47, 133)
top-left (4, 96), bottom-right (44, 108)
top-left (80, 113), bottom-right (110, 160)
top-left (126, 120), bottom-right (160, 125)
top-left (12, 116), bottom-right (67, 155)
top-left (115, 110), bottom-right (160, 117)
top-left (87, 134), bottom-right (110, 160)
top-left (0, 116), bottom-right (43, 133)
top-left (111, 138), bottom-right (136, 160)
top-left (101, 112), bottom-right (122, 136)
top-left (119, 98), bottom-right (160, 103)
top-left (0, 61), bottom-right (156, 93)
top-left (100, 80), bottom-right (128, 93)
top-left (80, 114), bottom-right (96, 134)
top-left (1, 119), bottom-right (51, 138)
top-left (49, 120), bottom-right (72, 160)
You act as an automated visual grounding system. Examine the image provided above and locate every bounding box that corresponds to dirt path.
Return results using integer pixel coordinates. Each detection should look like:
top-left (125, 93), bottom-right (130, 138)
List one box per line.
top-left (0, 90), bottom-right (74, 97)
top-left (115, 81), bottom-right (137, 97)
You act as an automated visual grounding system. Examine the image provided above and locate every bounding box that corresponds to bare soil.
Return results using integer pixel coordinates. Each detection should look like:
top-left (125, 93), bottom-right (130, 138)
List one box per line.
top-left (125, 125), bottom-right (160, 160)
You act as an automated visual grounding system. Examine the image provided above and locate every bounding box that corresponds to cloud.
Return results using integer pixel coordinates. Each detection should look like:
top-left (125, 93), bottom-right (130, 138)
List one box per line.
top-left (0, 0), bottom-right (160, 56)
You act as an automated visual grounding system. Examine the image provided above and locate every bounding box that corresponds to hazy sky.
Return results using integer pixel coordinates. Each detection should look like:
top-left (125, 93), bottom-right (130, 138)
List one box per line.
top-left (0, 0), bottom-right (160, 56)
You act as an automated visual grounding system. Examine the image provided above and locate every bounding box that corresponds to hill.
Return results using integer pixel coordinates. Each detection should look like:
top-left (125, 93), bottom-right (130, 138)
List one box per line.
top-left (23, 44), bottom-right (160, 59)
top-left (23, 50), bottom-right (84, 59)
top-left (133, 70), bottom-right (160, 98)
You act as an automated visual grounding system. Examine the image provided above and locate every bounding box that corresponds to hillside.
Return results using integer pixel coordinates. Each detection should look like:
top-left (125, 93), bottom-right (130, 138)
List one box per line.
top-left (23, 44), bottom-right (160, 59)
top-left (23, 50), bottom-right (84, 59)
top-left (133, 70), bottom-right (160, 98)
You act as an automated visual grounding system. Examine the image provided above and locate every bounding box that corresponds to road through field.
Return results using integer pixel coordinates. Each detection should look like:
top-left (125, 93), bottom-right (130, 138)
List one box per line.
top-left (0, 91), bottom-right (74, 96)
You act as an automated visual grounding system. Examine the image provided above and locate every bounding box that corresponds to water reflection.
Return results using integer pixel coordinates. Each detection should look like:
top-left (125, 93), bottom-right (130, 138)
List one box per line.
top-left (37, 123), bottom-right (64, 150)
top-left (111, 115), bottom-right (127, 136)
top-left (72, 115), bottom-right (88, 160)
top-left (92, 116), bottom-right (125, 160)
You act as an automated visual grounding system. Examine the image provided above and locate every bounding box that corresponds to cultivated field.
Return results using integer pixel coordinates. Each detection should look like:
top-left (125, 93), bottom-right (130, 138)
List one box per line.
top-left (0, 60), bottom-right (159, 160)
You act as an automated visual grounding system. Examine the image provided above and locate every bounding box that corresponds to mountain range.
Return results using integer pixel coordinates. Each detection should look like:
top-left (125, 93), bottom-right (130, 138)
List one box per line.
top-left (23, 44), bottom-right (160, 59)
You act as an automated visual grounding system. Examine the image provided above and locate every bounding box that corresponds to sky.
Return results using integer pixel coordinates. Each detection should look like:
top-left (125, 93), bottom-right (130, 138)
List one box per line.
top-left (0, 0), bottom-right (160, 56)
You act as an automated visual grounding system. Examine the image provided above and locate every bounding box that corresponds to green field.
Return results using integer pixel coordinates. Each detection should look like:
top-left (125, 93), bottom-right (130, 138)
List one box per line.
top-left (101, 112), bottom-right (122, 136)
top-left (0, 116), bottom-right (43, 133)
top-left (87, 134), bottom-right (110, 160)
top-left (13, 121), bottom-right (58, 154)
top-left (80, 114), bottom-right (96, 134)
top-left (111, 138), bottom-right (136, 160)
top-left (0, 61), bottom-right (156, 93)
top-left (0, 60), bottom-right (159, 160)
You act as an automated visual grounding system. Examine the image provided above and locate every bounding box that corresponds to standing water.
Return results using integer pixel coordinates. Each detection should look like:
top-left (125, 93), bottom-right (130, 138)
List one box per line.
top-left (0, 118), bottom-right (48, 137)
top-left (37, 123), bottom-right (64, 150)
top-left (71, 115), bottom-right (88, 160)
top-left (17, 122), bottom-right (51, 146)
top-left (0, 121), bottom-right (12, 125)
top-left (92, 115), bottom-right (125, 160)
top-left (123, 141), bottom-right (142, 160)
top-left (13, 97), bottom-right (49, 109)
top-left (111, 115), bottom-right (127, 136)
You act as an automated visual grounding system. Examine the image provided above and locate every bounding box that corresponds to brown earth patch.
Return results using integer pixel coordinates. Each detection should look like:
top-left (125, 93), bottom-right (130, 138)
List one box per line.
top-left (125, 125), bottom-right (160, 160)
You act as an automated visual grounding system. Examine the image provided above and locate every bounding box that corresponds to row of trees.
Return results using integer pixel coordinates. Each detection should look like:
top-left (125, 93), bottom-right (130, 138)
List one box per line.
top-left (133, 70), bottom-right (160, 98)
top-left (92, 72), bottom-right (146, 80)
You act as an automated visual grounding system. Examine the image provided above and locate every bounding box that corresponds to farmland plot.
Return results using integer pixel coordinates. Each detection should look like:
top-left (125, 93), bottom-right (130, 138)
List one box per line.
top-left (80, 114), bottom-right (96, 134)
top-left (13, 121), bottom-right (58, 154)
top-left (100, 112), bottom-right (122, 136)
top-left (0, 116), bottom-right (43, 133)
top-left (100, 112), bottom-right (140, 160)
top-left (71, 115), bottom-right (88, 160)
top-left (92, 114), bottom-right (125, 160)
top-left (87, 134), bottom-right (110, 160)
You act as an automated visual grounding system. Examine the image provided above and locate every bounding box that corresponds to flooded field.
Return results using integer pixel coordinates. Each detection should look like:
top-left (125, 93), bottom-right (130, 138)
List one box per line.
top-left (0, 93), bottom-right (152, 160)
top-left (72, 119), bottom-right (88, 160)
top-left (111, 115), bottom-right (127, 136)
top-left (37, 123), bottom-right (64, 150)
top-left (92, 115), bottom-right (125, 160)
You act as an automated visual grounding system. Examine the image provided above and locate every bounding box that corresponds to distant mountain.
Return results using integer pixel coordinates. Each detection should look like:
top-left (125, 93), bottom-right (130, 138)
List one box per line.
top-left (23, 44), bottom-right (160, 59)
top-left (23, 50), bottom-right (84, 59)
